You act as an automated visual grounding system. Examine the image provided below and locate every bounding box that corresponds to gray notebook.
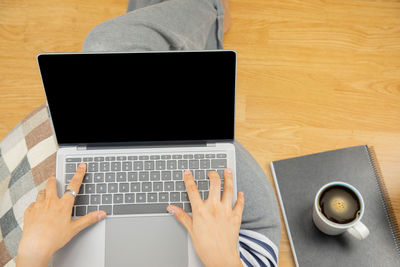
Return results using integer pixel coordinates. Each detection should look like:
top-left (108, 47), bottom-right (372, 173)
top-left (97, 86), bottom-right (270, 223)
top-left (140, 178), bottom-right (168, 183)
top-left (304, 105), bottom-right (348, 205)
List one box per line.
top-left (270, 145), bottom-right (400, 266)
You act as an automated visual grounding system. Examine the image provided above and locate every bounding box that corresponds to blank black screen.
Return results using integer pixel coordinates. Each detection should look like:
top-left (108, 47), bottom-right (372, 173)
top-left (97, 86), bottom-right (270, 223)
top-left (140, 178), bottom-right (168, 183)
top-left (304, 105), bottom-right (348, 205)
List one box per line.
top-left (38, 51), bottom-right (236, 144)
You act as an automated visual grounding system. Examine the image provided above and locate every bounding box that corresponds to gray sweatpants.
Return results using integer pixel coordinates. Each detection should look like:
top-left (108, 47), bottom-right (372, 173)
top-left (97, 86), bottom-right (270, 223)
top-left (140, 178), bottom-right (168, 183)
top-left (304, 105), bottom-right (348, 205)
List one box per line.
top-left (82, 0), bottom-right (281, 249)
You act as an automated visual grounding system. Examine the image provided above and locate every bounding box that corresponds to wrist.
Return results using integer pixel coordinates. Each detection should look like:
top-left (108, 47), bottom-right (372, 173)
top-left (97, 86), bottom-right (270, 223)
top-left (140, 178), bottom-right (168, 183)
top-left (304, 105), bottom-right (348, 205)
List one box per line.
top-left (17, 249), bottom-right (52, 267)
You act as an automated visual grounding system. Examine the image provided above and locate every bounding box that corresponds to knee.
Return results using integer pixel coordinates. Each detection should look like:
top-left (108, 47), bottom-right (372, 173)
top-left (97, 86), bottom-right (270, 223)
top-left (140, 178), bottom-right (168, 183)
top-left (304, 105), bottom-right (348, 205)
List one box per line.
top-left (82, 20), bottom-right (125, 52)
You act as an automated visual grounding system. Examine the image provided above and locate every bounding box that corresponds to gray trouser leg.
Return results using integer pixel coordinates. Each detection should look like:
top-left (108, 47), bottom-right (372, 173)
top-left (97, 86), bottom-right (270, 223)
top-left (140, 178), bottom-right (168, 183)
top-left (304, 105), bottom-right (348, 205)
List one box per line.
top-left (82, 0), bottom-right (224, 52)
top-left (82, 0), bottom-right (281, 249)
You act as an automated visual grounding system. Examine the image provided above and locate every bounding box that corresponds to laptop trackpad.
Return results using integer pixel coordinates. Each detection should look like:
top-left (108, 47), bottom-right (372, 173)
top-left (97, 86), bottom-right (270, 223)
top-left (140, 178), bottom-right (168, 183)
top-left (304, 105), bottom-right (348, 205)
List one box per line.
top-left (105, 216), bottom-right (188, 267)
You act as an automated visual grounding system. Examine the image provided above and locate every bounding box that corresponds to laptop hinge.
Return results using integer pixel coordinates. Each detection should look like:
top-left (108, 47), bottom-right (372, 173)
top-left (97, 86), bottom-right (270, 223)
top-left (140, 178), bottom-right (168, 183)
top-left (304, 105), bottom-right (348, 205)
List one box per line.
top-left (77, 145), bottom-right (87, 151)
top-left (206, 142), bottom-right (217, 147)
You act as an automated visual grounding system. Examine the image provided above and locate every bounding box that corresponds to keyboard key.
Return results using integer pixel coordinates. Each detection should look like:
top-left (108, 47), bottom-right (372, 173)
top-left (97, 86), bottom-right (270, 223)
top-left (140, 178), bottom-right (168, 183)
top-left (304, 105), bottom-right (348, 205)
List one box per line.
top-left (211, 159), bottom-right (227, 169)
top-left (65, 163), bottom-right (76, 173)
top-left (128, 172), bottom-right (138, 181)
top-left (183, 154), bottom-right (193, 159)
top-left (122, 162), bottom-right (132, 171)
top-left (99, 205), bottom-right (112, 215)
top-left (136, 193), bottom-right (146, 203)
top-left (105, 173), bottom-right (115, 182)
top-left (76, 206), bottom-right (87, 216)
top-left (134, 161), bottom-right (143, 170)
top-left (83, 157), bottom-right (93, 162)
top-left (142, 182), bottom-right (152, 192)
top-left (167, 160), bottom-right (177, 169)
top-left (131, 182), bottom-right (140, 192)
top-left (175, 181), bottom-right (185, 191)
top-left (78, 186), bottom-right (84, 195)
top-left (96, 184), bottom-right (107, 194)
top-left (125, 193), bottom-right (135, 203)
top-left (85, 184), bottom-right (95, 194)
top-left (94, 157), bottom-right (104, 162)
top-left (75, 195), bottom-right (89, 205)
top-left (139, 172), bottom-right (149, 181)
top-left (181, 192), bottom-right (189, 202)
top-left (205, 154), bottom-right (215, 159)
top-left (204, 191), bottom-right (209, 200)
top-left (153, 182), bottom-right (163, 191)
top-left (159, 193), bottom-right (169, 202)
top-left (161, 155), bottom-right (171, 159)
top-left (172, 171), bottom-right (183, 180)
top-left (139, 156), bottom-right (149, 160)
top-left (150, 171), bottom-right (160, 181)
top-left (87, 205), bottom-right (98, 213)
top-left (65, 174), bottom-right (74, 183)
top-left (105, 156), bottom-right (115, 161)
top-left (128, 156), bottom-right (138, 160)
top-left (113, 203), bottom-right (168, 215)
top-left (170, 192), bottom-right (180, 202)
top-left (94, 173), bottom-right (104, 183)
top-left (111, 162), bottom-right (121, 171)
top-left (165, 182), bottom-right (174, 191)
top-left (148, 193), bottom-right (158, 202)
top-left (194, 170), bottom-right (205, 180)
top-left (171, 203), bottom-right (183, 209)
top-left (102, 194), bottom-right (112, 204)
top-left (100, 162), bottom-right (110, 172)
top-left (200, 159), bottom-right (210, 169)
top-left (83, 173), bottom-right (93, 183)
top-left (184, 203), bottom-right (192, 212)
top-left (119, 183), bottom-right (130, 192)
top-left (178, 160), bottom-right (188, 169)
top-left (217, 169), bottom-right (224, 179)
top-left (117, 156), bottom-right (127, 161)
top-left (91, 195), bottom-right (101, 204)
top-left (161, 171), bottom-right (171, 180)
top-left (144, 161), bottom-right (155, 170)
top-left (108, 183), bottom-right (118, 193)
top-left (150, 155), bottom-right (160, 160)
top-left (198, 181), bottom-right (209, 191)
top-left (194, 154), bottom-right (204, 159)
top-left (116, 172), bottom-right (127, 182)
top-left (172, 155), bottom-right (182, 159)
top-left (217, 153), bottom-right (227, 158)
top-left (189, 160), bottom-right (199, 169)
top-left (88, 163), bottom-right (98, 172)
top-left (114, 194), bottom-right (124, 204)
top-left (66, 158), bottom-right (81, 162)
top-left (156, 161), bottom-right (166, 170)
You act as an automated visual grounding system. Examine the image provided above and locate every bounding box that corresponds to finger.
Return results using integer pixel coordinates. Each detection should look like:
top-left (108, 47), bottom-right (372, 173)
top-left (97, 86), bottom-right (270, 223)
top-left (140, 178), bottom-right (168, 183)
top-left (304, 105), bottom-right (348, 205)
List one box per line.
top-left (45, 174), bottom-right (58, 198)
top-left (221, 168), bottom-right (233, 206)
top-left (64, 163), bottom-right (86, 202)
top-left (207, 171), bottom-right (221, 202)
top-left (167, 205), bottom-right (193, 236)
top-left (36, 189), bottom-right (46, 202)
top-left (233, 192), bottom-right (245, 220)
top-left (71, 210), bottom-right (106, 236)
top-left (183, 170), bottom-right (202, 207)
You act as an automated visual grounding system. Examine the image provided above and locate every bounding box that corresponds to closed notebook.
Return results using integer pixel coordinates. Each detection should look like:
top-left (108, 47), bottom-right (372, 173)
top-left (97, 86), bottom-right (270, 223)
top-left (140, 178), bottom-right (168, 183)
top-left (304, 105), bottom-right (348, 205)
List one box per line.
top-left (270, 145), bottom-right (400, 266)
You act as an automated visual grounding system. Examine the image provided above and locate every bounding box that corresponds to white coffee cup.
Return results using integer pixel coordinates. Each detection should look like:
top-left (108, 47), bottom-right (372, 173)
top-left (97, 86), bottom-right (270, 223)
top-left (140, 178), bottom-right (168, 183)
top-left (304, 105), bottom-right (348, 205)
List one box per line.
top-left (312, 181), bottom-right (369, 240)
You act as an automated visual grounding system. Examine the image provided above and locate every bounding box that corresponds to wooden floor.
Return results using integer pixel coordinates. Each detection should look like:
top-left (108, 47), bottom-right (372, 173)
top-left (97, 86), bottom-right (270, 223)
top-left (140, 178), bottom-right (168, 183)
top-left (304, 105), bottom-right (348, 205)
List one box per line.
top-left (1, 0), bottom-right (400, 265)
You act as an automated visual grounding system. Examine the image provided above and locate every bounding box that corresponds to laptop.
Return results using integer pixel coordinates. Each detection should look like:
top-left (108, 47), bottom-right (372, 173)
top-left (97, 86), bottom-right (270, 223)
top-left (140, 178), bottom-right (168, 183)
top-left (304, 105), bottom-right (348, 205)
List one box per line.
top-left (37, 50), bottom-right (238, 267)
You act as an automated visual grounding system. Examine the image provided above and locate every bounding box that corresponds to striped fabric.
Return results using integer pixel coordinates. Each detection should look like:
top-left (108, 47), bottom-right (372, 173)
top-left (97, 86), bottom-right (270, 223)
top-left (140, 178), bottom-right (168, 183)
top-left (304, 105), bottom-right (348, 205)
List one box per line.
top-left (239, 229), bottom-right (279, 267)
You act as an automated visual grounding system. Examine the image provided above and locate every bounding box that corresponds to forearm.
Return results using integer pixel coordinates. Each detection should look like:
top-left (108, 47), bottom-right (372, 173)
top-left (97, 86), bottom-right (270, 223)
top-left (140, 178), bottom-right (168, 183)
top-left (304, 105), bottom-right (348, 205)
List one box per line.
top-left (17, 252), bottom-right (51, 267)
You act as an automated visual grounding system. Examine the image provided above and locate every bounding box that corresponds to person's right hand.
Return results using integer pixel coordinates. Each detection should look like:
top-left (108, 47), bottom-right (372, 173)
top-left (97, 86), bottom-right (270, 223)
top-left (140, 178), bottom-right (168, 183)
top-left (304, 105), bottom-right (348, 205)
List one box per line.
top-left (167, 169), bottom-right (244, 267)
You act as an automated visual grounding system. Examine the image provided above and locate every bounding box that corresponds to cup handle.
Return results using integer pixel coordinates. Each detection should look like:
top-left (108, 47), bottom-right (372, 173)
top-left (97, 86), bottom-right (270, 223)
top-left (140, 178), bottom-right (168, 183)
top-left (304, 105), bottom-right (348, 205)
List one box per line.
top-left (347, 221), bottom-right (370, 240)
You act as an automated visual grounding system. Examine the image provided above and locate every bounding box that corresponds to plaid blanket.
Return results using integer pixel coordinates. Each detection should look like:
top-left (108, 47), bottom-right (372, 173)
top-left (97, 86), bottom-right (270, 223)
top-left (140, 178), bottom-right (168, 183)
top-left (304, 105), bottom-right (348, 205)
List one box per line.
top-left (0, 104), bottom-right (57, 266)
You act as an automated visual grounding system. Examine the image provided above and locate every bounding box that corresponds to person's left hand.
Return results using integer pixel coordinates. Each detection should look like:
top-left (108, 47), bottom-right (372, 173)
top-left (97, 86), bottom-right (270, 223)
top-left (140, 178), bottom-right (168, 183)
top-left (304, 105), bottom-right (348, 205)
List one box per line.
top-left (17, 163), bottom-right (107, 267)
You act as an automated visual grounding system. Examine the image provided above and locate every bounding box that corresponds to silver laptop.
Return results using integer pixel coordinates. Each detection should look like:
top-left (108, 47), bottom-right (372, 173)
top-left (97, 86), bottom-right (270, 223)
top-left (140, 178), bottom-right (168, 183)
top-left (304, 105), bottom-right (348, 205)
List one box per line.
top-left (37, 50), bottom-right (238, 267)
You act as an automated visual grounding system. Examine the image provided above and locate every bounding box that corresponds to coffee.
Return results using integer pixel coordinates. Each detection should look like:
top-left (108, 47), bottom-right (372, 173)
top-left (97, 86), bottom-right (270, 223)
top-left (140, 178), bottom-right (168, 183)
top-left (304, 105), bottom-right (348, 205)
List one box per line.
top-left (318, 185), bottom-right (360, 224)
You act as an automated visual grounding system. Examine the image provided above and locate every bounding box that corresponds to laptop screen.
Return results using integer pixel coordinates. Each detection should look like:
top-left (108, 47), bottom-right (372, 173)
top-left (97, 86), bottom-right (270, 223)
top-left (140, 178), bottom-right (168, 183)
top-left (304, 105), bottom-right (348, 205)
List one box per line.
top-left (38, 51), bottom-right (236, 145)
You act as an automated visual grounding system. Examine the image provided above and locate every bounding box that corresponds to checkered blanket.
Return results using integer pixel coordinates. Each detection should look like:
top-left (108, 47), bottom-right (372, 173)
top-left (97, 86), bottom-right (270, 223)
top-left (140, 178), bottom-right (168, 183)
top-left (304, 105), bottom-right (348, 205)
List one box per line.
top-left (0, 104), bottom-right (57, 266)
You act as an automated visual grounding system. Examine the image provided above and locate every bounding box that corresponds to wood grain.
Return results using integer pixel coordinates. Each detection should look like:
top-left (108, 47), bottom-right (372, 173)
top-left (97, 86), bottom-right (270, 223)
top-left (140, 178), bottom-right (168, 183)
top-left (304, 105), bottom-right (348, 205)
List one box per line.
top-left (1, 0), bottom-right (399, 266)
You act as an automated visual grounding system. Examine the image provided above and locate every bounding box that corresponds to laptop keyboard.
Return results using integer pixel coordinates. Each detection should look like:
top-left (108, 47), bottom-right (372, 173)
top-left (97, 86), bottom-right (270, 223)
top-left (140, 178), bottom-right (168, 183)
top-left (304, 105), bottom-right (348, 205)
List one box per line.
top-left (65, 153), bottom-right (228, 217)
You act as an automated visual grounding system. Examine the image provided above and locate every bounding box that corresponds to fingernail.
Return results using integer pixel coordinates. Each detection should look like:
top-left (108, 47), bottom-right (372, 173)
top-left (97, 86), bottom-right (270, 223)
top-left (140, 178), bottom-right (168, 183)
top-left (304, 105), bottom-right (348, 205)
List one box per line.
top-left (79, 163), bottom-right (86, 169)
top-left (98, 211), bottom-right (107, 220)
top-left (167, 206), bottom-right (175, 215)
top-left (226, 168), bottom-right (232, 174)
top-left (184, 170), bottom-right (191, 175)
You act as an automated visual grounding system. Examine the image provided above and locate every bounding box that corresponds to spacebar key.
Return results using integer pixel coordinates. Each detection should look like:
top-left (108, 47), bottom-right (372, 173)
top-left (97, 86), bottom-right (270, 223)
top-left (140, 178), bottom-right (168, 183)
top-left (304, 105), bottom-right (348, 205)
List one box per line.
top-left (113, 203), bottom-right (169, 215)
